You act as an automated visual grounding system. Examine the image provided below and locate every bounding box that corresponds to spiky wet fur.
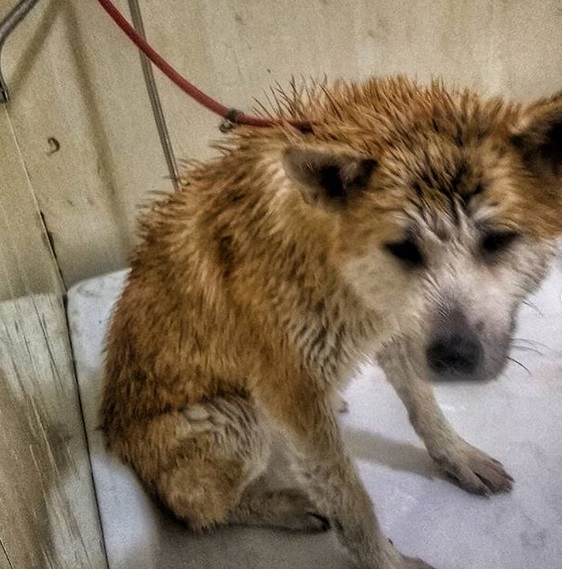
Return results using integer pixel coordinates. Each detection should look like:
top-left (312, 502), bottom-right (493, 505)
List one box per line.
top-left (102, 77), bottom-right (562, 569)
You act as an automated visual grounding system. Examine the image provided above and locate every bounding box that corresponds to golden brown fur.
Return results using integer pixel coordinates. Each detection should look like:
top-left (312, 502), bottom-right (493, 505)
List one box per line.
top-left (102, 77), bottom-right (562, 569)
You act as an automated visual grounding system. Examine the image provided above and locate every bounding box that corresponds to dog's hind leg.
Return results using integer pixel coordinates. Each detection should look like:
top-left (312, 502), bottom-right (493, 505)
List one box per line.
top-left (111, 394), bottom-right (327, 532)
top-left (377, 338), bottom-right (514, 495)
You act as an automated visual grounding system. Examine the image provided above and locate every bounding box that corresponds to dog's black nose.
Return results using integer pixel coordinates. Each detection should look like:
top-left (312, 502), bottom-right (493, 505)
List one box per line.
top-left (426, 335), bottom-right (482, 376)
top-left (426, 309), bottom-right (483, 378)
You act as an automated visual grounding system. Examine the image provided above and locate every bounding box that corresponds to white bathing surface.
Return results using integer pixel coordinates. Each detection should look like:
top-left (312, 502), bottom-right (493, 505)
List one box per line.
top-left (67, 262), bottom-right (562, 569)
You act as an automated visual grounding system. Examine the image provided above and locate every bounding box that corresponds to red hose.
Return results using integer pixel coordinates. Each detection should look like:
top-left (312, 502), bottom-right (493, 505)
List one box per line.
top-left (96, 0), bottom-right (312, 131)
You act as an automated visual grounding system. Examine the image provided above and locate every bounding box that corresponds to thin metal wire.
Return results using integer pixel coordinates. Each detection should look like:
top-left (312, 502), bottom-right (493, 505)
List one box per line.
top-left (127, 0), bottom-right (180, 190)
top-left (0, 0), bottom-right (41, 102)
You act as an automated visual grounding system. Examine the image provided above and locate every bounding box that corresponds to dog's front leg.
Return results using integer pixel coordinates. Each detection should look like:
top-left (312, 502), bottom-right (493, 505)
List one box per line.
top-left (377, 338), bottom-right (513, 495)
top-left (256, 372), bottom-right (435, 569)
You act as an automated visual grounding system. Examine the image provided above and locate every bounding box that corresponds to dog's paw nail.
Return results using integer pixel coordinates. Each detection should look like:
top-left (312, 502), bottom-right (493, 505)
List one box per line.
top-left (436, 444), bottom-right (514, 495)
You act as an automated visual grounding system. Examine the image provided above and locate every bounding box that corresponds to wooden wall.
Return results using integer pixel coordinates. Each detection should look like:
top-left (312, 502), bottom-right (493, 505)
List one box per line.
top-left (0, 1), bottom-right (561, 567)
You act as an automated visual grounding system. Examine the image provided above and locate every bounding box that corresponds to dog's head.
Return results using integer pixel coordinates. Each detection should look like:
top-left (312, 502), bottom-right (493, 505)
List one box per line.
top-left (282, 80), bottom-right (562, 381)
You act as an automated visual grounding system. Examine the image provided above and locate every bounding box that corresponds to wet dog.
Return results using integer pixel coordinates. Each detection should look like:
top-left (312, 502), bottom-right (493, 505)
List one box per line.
top-left (102, 77), bottom-right (562, 568)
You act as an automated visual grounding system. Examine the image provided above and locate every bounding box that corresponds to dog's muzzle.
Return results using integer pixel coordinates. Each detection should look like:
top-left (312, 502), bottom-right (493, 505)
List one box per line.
top-left (426, 307), bottom-right (483, 379)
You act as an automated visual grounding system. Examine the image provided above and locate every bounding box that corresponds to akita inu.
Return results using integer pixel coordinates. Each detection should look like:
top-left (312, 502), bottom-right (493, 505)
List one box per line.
top-left (102, 77), bottom-right (562, 569)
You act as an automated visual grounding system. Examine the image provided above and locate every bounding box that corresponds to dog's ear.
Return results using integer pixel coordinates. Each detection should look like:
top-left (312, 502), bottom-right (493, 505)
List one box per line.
top-left (511, 91), bottom-right (562, 181)
top-left (282, 148), bottom-right (377, 208)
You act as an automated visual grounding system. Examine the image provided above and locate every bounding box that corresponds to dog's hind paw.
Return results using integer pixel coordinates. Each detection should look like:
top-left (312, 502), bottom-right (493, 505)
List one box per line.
top-left (432, 441), bottom-right (514, 495)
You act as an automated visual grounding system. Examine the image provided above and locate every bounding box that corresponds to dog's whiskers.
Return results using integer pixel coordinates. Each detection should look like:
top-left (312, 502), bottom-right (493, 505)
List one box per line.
top-left (512, 337), bottom-right (551, 354)
top-left (512, 337), bottom-right (550, 348)
top-left (521, 299), bottom-right (544, 316)
top-left (511, 344), bottom-right (544, 356)
top-left (507, 356), bottom-right (532, 376)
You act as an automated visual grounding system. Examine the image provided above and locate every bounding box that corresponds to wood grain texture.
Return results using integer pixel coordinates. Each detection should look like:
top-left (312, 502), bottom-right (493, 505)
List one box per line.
top-left (0, 293), bottom-right (107, 568)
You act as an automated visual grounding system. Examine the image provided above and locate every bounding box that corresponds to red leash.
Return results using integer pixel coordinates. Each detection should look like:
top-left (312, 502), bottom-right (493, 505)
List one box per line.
top-left (96, 0), bottom-right (312, 131)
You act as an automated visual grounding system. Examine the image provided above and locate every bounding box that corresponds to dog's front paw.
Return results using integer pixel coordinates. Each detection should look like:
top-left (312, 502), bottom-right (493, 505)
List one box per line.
top-left (431, 442), bottom-right (513, 495)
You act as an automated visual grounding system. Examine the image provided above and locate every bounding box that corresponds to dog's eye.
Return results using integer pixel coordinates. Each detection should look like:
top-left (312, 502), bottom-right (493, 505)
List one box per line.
top-left (385, 238), bottom-right (424, 267)
top-left (481, 231), bottom-right (519, 255)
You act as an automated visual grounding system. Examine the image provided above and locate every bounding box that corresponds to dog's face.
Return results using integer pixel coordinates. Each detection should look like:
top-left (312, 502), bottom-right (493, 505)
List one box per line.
top-left (283, 84), bottom-right (562, 382)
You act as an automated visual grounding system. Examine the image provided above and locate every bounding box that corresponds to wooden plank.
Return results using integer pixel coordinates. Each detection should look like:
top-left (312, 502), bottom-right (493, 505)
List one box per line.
top-left (0, 293), bottom-right (107, 569)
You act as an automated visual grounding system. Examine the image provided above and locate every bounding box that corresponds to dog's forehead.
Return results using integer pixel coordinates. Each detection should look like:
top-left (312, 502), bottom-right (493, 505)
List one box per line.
top-left (409, 143), bottom-right (483, 202)
top-left (382, 133), bottom-right (499, 237)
